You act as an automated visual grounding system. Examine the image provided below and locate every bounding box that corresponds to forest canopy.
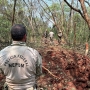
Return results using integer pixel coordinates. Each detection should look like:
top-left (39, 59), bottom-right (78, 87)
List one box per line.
top-left (0, 0), bottom-right (90, 49)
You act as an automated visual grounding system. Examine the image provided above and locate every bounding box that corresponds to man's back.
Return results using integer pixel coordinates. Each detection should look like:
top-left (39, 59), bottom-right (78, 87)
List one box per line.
top-left (0, 24), bottom-right (42, 90)
top-left (0, 41), bottom-right (42, 89)
top-left (49, 31), bottom-right (54, 38)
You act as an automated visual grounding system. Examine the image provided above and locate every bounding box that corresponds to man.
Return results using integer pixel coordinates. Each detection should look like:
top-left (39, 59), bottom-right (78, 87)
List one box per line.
top-left (58, 31), bottom-right (62, 44)
top-left (44, 29), bottom-right (48, 44)
top-left (0, 24), bottom-right (42, 90)
top-left (49, 31), bottom-right (54, 45)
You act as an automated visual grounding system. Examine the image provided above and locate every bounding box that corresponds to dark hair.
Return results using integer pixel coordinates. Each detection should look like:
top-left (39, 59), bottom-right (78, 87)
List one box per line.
top-left (11, 24), bottom-right (27, 41)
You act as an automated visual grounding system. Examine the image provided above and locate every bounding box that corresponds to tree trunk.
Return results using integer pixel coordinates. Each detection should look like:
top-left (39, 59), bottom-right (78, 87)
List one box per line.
top-left (12, 0), bottom-right (17, 26)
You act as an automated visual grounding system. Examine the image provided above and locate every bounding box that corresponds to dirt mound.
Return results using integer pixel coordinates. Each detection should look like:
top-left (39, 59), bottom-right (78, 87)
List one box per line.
top-left (0, 45), bottom-right (90, 90)
top-left (37, 46), bottom-right (90, 90)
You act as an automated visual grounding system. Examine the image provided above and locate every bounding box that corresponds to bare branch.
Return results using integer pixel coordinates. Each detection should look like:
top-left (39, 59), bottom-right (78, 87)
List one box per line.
top-left (64, 0), bottom-right (85, 19)
top-left (38, 0), bottom-right (60, 30)
top-left (23, 0), bottom-right (29, 8)
top-left (85, 0), bottom-right (90, 6)
top-left (42, 66), bottom-right (61, 79)
top-left (38, 0), bottom-right (55, 24)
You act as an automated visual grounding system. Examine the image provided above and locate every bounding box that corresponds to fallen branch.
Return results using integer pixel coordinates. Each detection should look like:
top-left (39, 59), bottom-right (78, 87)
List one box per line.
top-left (42, 66), bottom-right (61, 79)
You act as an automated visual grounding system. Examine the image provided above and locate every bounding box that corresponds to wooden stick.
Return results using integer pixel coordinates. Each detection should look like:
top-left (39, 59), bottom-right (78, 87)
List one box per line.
top-left (42, 66), bottom-right (61, 79)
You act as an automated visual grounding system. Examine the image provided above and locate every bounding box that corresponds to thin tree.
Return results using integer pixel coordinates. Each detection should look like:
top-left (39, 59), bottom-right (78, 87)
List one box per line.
top-left (12, 0), bottom-right (17, 26)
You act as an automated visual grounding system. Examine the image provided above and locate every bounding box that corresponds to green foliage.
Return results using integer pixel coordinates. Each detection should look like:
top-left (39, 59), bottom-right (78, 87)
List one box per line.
top-left (0, 0), bottom-right (90, 49)
top-left (49, 3), bottom-right (60, 11)
top-left (0, 15), bottom-right (11, 41)
top-left (66, 12), bottom-right (89, 46)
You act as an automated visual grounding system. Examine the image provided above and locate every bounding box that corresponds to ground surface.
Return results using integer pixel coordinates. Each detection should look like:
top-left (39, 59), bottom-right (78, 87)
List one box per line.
top-left (37, 45), bottom-right (90, 90)
top-left (0, 45), bottom-right (90, 90)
